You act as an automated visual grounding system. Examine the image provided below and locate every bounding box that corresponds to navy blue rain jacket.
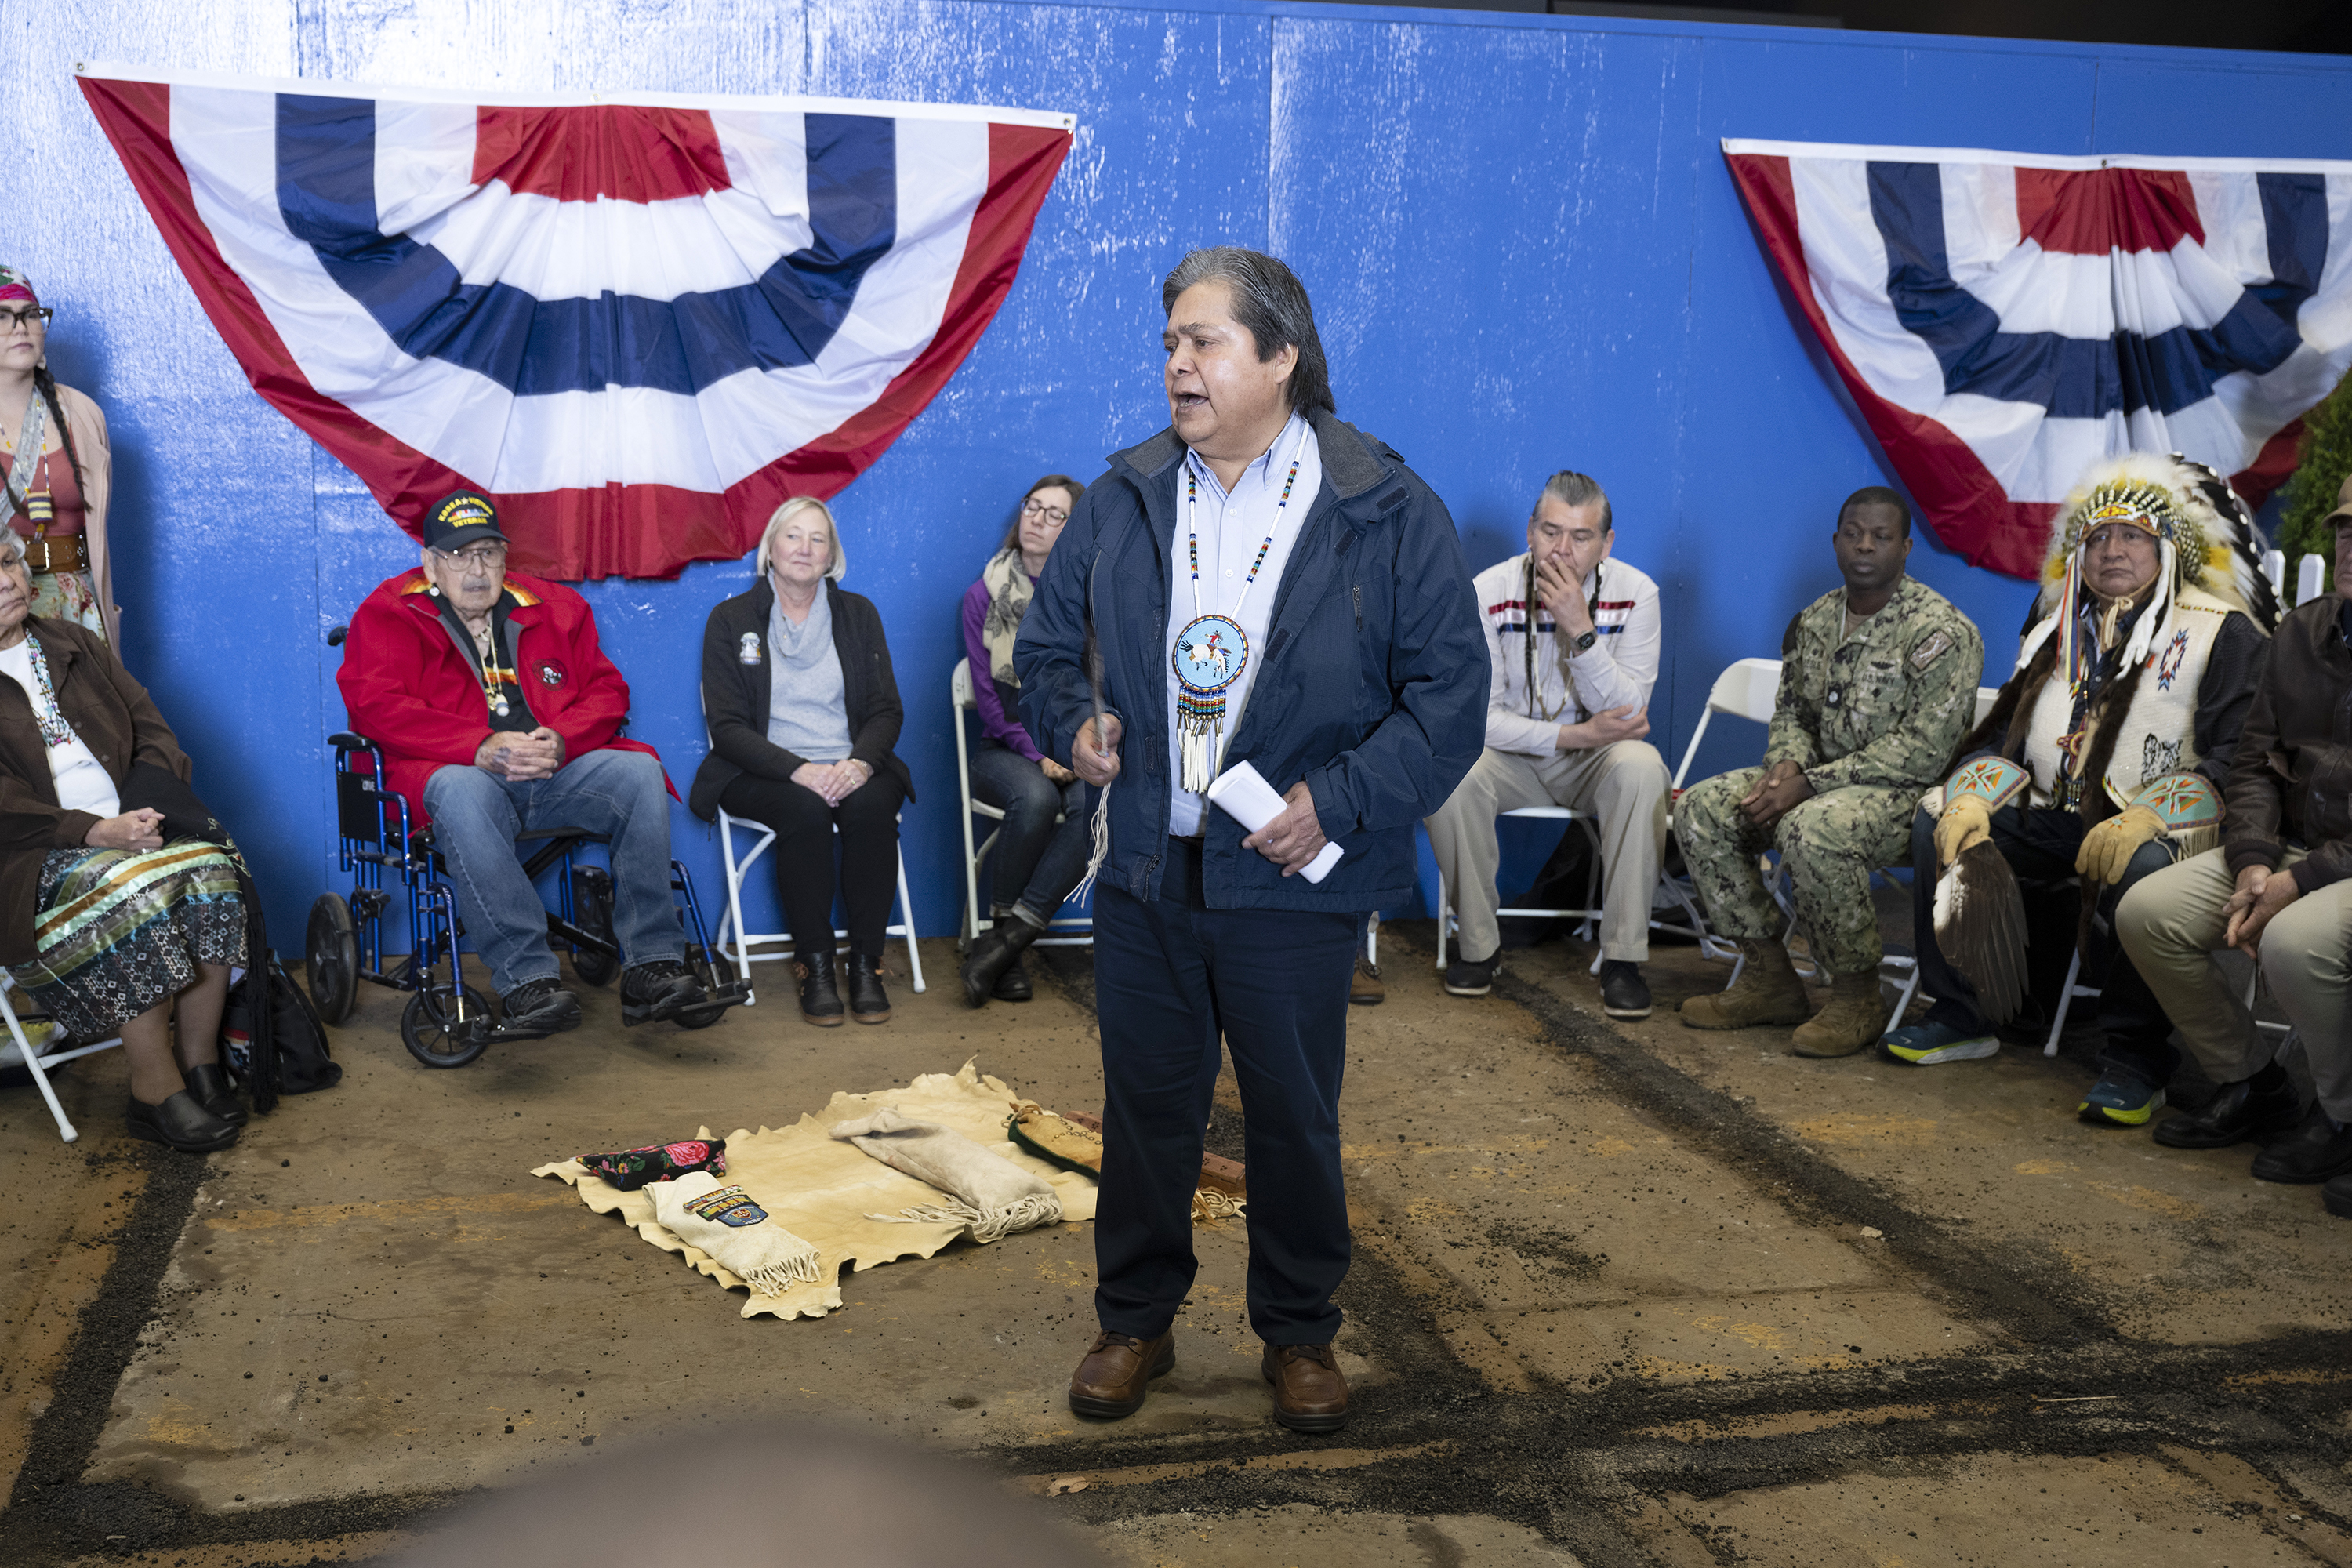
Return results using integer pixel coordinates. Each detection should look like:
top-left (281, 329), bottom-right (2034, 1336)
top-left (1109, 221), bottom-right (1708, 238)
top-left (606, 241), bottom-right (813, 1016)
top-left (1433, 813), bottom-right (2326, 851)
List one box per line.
top-left (1014, 409), bottom-right (1489, 912)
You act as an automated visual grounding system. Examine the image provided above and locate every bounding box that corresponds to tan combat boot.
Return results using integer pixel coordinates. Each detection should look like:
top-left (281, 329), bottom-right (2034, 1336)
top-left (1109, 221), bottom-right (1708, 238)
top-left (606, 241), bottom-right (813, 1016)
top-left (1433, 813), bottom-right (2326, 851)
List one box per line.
top-left (1681, 939), bottom-right (1813, 1029)
top-left (1788, 969), bottom-right (1887, 1058)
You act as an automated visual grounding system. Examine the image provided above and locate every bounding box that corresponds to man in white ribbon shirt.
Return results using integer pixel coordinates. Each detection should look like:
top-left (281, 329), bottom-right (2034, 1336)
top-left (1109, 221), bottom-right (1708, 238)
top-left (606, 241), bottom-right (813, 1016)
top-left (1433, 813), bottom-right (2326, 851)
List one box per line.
top-left (1424, 472), bottom-right (1669, 1018)
top-left (1015, 247), bottom-right (1486, 1434)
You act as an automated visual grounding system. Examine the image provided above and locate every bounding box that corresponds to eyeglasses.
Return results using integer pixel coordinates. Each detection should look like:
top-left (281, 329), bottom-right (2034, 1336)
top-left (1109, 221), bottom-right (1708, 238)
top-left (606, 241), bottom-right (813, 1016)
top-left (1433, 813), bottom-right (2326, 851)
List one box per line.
top-left (1021, 497), bottom-right (1069, 525)
top-left (435, 544), bottom-right (508, 568)
top-left (0, 307), bottom-right (53, 332)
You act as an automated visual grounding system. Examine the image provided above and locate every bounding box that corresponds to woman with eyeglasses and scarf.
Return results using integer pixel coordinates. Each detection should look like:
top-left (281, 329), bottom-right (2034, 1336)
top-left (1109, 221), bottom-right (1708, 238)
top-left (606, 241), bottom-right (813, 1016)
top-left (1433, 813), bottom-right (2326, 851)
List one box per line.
top-left (956, 474), bottom-right (1089, 1007)
top-left (0, 267), bottom-right (116, 645)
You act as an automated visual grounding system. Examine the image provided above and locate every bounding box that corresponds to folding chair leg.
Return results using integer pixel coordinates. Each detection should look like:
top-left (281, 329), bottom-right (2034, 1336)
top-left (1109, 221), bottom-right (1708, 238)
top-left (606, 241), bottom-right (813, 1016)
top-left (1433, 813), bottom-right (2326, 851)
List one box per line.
top-left (1886, 964), bottom-right (1921, 1036)
top-left (2044, 950), bottom-right (2082, 1058)
top-left (895, 848), bottom-right (926, 995)
top-left (2, 992), bottom-right (77, 1143)
top-left (1436, 885), bottom-right (1451, 971)
top-left (719, 819), bottom-right (754, 993)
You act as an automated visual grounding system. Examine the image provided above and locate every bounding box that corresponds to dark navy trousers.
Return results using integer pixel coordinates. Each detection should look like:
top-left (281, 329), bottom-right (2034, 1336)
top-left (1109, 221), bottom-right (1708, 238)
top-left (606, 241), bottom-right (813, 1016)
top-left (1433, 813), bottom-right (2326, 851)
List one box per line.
top-left (1091, 836), bottom-right (1361, 1345)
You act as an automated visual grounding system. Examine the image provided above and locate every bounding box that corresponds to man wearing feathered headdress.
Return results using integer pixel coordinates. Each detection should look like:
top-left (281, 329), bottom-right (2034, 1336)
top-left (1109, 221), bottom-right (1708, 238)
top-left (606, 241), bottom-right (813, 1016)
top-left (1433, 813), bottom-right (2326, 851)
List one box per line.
top-left (1890, 455), bottom-right (2275, 1129)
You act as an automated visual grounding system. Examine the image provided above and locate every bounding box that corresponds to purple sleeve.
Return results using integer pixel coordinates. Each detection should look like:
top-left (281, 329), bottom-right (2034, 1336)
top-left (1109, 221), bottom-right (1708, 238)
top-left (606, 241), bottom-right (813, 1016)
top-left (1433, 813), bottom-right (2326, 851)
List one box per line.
top-left (962, 579), bottom-right (1043, 761)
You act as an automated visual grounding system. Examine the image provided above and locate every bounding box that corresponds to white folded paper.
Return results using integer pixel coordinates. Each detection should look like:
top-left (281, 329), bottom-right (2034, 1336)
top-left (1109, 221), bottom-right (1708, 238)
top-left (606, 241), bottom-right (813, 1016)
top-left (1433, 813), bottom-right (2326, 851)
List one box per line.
top-left (1207, 760), bottom-right (1345, 884)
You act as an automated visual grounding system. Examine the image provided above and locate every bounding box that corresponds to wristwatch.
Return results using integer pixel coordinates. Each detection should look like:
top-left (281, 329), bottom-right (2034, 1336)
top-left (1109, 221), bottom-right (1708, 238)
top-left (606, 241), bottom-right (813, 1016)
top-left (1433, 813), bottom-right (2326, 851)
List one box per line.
top-left (1568, 629), bottom-right (1599, 656)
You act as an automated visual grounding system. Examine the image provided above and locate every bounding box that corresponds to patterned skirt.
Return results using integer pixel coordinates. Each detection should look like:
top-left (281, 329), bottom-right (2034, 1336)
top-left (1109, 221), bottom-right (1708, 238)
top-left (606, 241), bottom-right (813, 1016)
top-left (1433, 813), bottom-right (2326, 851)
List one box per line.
top-left (9, 840), bottom-right (245, 1040)
top-left (28, 568), bottom-right (103, 637)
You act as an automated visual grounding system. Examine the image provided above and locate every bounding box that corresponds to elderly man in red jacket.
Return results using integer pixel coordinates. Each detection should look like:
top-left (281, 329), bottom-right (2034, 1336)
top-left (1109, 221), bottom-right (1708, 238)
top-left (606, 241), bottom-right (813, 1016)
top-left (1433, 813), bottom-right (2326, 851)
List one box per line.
top-left (337, 492), bottom-right (706, 1036)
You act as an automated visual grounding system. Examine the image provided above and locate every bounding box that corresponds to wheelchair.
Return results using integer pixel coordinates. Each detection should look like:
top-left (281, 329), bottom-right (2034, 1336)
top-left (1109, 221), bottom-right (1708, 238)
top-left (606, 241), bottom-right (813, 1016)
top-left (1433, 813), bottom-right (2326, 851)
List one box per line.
top-left (305, 731), bottom-right (749, 1068)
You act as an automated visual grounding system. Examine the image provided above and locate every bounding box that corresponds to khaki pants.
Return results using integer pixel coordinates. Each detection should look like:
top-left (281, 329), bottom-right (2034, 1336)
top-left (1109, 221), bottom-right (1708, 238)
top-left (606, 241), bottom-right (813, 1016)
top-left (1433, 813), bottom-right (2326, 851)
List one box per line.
top-left (1423, 742), bottom-right (1669, 965)
top-left (2116, 846), bottom-right (2352, 1121)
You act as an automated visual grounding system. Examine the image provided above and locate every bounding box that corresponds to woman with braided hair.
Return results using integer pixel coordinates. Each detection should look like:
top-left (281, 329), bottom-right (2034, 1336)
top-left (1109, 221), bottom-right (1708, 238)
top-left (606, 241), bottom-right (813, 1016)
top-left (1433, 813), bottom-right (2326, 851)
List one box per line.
top-left (0, 267), bottom-right (117, 645)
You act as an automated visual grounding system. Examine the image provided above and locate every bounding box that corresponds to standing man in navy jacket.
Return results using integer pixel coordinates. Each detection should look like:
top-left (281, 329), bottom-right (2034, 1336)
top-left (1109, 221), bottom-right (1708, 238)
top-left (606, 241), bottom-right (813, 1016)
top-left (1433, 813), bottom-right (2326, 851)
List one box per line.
top-left (1016, 247), bottom-right (1486, 1433)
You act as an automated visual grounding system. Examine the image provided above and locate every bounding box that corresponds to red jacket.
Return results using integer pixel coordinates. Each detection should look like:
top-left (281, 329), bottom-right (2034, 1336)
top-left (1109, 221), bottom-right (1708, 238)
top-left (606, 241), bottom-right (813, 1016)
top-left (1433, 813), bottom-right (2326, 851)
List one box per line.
top-left (336, 568), bottom-right (667, 825)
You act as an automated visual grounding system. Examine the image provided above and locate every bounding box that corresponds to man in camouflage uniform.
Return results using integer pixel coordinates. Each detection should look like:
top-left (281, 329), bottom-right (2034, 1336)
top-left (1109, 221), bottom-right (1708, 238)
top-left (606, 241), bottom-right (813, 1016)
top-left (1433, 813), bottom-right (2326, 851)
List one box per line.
top-left (1679, 488), bottom-right (1984, 1055)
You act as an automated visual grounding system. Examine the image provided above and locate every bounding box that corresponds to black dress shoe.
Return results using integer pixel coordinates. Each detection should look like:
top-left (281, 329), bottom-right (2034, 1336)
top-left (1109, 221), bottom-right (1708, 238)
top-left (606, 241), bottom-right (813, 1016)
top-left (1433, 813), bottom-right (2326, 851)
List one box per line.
top-left (847, 949), bottom-right (893, 1025)
top-left (2250, 1107), bottom-right (2352, 1185)
top-left (993, 957), bottom-right (1033, 1002)
top-left (1599, 960), bottom-right (1652, 1021)
top-left (796, 947), bottom-right (844, 1027)
top-left (2152, 1074), bottom-right (2303, 1150)
top-left (126, 1090), bottom-right (240, 1152)
top-left (181, 1062), bottom-right (248, 1126)
top-left (2324, 1172), bottom-right (2352, 1220)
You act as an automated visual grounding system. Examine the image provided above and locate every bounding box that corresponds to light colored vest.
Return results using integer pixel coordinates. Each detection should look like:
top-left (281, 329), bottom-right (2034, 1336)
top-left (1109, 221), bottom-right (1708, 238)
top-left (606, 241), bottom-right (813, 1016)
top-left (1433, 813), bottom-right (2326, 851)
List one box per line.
top-left (2020, 583), bottom-right (2235, 812)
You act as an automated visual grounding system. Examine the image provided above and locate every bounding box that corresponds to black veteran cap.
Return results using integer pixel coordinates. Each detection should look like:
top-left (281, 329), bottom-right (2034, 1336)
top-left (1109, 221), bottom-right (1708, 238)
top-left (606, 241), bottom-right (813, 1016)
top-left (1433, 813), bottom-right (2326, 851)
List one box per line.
top-left (423, 490), bottom-right (510, 551)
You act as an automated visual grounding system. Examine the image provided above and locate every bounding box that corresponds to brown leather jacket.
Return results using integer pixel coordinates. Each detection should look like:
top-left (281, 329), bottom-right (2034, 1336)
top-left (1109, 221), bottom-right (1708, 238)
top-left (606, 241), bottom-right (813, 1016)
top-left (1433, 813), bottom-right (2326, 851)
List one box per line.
top-left (2223, 593), bottom-right (2352, 893)
top-left (0, 618), bottom-right (189, 965)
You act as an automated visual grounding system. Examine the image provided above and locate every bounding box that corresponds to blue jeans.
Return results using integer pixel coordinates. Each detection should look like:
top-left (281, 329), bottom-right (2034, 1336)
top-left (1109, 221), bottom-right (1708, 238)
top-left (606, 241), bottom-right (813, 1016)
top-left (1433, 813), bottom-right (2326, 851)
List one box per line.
top-left (968, 739), bottom-right (1089, 925)
top-left (423, 749), bottom-right (684, 994)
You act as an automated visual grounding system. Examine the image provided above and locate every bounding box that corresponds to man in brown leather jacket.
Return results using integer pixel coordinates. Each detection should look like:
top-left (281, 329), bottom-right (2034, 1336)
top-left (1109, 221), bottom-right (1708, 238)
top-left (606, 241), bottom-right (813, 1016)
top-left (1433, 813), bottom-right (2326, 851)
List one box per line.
top-left (2118, 475), bottom-right (2352, 1214)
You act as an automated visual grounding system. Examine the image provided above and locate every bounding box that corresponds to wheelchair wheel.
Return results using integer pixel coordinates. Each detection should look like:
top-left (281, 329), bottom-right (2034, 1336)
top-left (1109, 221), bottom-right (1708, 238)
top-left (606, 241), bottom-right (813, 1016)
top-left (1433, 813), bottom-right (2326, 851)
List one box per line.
top-left (401, 983), bottom-right (492, 1069)
top-left (569, 866), bottom-right (619, 988)
top-left (305, 895), bottom-right (359, 1025)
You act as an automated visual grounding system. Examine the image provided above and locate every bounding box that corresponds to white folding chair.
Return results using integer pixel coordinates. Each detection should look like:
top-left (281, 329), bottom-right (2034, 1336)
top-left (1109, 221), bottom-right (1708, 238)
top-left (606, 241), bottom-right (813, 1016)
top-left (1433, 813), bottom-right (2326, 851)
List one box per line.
top-left (1670, 658), bottom-right (1786, 967)
top-left (952, 659), bottom-right (1093, 950)
top-left (712, 808), bottom-right (924, 1003)
top-left (1433, 807), bottom-right (1604, 971)
top-left (0, 971), bottom-right (122, 1143)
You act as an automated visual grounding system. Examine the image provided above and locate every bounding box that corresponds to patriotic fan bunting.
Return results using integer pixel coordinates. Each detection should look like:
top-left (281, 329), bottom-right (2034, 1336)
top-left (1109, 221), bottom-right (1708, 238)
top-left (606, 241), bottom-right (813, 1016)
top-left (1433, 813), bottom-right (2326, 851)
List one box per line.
top-left (1724, 139), bottom-right (2352, 579)
top-left (78, 64), bottom-right (1075, 579)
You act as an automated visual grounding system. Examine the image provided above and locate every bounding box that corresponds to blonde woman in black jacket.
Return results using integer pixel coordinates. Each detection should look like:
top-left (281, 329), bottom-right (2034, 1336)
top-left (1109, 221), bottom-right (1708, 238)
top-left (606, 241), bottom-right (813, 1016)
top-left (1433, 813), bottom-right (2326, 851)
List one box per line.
top-left (691, 499), bottom-right (913, 1026)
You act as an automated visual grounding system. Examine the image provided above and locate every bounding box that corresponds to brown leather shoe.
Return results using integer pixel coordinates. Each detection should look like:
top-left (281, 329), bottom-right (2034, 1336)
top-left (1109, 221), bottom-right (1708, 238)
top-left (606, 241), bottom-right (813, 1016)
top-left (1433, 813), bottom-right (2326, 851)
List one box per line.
top-left (1068, 1329), bottom-right (1174, 1419)
top-left (1262, 1342), bottom-right (1348, 1432)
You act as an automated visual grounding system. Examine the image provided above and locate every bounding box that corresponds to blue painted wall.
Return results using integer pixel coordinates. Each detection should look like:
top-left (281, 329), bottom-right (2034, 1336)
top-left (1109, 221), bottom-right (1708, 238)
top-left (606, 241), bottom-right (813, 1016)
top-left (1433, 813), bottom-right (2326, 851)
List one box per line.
top-left (6, 0), bottom-right (2351, 952)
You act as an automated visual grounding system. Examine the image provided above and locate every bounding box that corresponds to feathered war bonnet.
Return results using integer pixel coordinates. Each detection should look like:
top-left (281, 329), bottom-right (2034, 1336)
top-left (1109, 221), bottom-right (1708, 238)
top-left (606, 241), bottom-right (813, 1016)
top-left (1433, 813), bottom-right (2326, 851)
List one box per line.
top-left (2016, 452), bottom-right (2279, 677)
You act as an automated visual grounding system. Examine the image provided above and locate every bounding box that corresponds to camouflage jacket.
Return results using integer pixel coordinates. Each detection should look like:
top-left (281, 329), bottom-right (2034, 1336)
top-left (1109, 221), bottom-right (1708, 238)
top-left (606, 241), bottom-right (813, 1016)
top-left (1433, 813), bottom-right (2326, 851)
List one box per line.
top-left (1763, 576), bottom-right (1984, 793)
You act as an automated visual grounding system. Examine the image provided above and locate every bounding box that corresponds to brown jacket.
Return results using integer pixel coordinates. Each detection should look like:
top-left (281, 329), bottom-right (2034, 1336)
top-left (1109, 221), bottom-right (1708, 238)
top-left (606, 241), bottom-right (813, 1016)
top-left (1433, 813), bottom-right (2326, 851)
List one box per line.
top-left (0, 618), bottom-right (188, 965)
top-left (2223, 593), bottom-right (2352, 893)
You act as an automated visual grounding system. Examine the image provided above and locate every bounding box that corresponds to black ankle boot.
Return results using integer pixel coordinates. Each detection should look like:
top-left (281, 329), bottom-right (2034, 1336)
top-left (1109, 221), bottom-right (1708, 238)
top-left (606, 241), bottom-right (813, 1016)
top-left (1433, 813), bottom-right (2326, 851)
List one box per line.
top-left (993, 956), bottom-right (1033, 1003)
top-left (796, 946), bottom-right (844, 1027)
top-left (181, 1062), bottom-right (248, 1126)
top-left (960, 917), bottom-right (1043, 1007)
top-left (847, 949), bottom-right (893, 1024)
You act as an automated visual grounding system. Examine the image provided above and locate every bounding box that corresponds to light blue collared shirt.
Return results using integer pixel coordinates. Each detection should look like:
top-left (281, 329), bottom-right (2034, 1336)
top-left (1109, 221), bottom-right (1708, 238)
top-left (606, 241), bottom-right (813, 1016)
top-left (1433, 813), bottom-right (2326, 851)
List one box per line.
top-left (1163, 410), bottom-right (1323, 837)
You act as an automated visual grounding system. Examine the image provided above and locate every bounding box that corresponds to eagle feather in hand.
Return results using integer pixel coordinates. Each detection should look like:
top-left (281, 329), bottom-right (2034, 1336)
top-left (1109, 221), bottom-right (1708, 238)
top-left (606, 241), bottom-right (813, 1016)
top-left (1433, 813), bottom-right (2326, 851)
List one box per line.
top-left (1933, 840), bottom-right (2028, 1028)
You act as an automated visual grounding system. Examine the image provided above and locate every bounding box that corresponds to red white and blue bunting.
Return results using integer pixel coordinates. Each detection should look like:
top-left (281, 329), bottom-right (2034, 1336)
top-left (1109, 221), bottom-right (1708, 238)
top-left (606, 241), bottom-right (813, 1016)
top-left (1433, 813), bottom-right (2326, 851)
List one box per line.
top-left (1725, 139), bottom-right (2352, 579)
top-left (79, 64), bottom-right (1074, 579)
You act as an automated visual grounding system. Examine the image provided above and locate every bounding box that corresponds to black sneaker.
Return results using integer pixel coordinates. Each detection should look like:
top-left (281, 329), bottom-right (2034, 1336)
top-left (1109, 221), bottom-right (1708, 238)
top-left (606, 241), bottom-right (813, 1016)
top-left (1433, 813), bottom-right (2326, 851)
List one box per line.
top-left (1443, 953), bottom-right (1499, 996)
top-left (621, 959), bottom-right (708, 1025)
top-left (1599, 960), bottom-right (1652, 1020)
top-left (499, 975), bottom-right (583, 1038)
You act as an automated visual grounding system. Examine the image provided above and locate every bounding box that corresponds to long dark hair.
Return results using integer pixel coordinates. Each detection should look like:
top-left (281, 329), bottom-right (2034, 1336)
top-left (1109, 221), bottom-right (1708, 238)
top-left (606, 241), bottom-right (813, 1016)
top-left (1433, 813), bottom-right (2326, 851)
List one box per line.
top-left (996, 474), bottom-right (1087, 555)
top-left (3, 364), bottom-right (87, 521)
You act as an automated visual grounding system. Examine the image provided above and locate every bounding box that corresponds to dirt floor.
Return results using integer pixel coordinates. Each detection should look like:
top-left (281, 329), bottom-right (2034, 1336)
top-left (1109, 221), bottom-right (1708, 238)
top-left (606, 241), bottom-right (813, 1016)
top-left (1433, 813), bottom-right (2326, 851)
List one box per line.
top-left (2, 909), bottom-right (2348, 1566)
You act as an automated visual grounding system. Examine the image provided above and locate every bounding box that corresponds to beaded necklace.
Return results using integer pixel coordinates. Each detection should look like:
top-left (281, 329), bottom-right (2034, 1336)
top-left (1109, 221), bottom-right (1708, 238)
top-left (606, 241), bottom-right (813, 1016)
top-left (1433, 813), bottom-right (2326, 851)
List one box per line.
top-left (1171, 427), bottom-right (1306, 793)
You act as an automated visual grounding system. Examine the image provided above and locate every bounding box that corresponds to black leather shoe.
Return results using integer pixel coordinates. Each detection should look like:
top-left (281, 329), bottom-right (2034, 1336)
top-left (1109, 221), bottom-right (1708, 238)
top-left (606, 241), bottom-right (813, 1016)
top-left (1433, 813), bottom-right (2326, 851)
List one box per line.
top-left (126, 1090), bottom-right (240, 1152)
top-left (181, 1062), bottom-right (247, 1126)
top-left (960, 918), bottom-right (1041, 1007)
top-left (497, 975), bottom-right (583, 1039)
top-left (993, 957), bottom-right (1033, 1002)
top-left (847, 949), bottom-right (892, 1024)
top-left (1599, 960), bottom-right (1652, 1021)
top-left (2324, 1172), bottom-right (2352, 1219)
top-left (2153, 1074), bottom-right (2303, 1150)
top-left (796, 948), bottom-right (844, 1027)
top-left (621, 958), bottom-right (708, 1025)
top-left (2250, 1107), bottom-right (2352, 1185)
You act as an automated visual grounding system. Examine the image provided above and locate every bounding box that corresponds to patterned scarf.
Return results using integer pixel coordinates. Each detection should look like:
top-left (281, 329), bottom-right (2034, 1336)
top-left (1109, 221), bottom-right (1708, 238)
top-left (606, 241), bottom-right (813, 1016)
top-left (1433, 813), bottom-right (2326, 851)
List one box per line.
top-left (979, 546), bottom-right (1033, 691)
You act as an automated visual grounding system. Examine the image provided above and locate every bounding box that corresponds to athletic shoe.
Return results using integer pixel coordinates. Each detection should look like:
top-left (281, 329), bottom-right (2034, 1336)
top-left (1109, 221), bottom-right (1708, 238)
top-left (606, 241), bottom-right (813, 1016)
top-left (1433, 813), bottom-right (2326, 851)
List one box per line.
top-left (498, 975), bottom-right (583, 1038)
top-left (2078, 1071), bottom-right (2165, 1127)
top-left (1880, 1021), bottom-right (1998, 1065)
top-left (1443, 953), bottom-right (1499, 996)
top-left (1598, 960), bottom-right (1651, 1020)
top-left (620, 959), bottom-right (708, 1025)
